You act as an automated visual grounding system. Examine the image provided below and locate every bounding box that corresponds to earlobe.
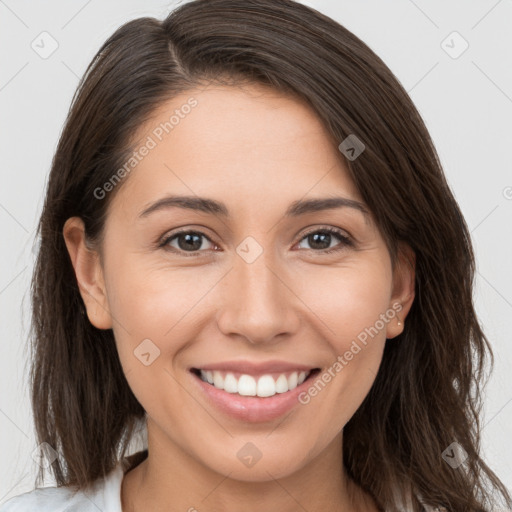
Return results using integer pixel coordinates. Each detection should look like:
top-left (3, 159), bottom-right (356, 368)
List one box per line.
top-left (386, 242), bottom-right (416, 340)
top-left (62, 217), bottom-right (113, 330)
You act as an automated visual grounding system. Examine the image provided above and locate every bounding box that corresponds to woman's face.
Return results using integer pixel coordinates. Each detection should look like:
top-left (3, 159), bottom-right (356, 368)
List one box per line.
top-left (64, 83), bottom-right (414, 481)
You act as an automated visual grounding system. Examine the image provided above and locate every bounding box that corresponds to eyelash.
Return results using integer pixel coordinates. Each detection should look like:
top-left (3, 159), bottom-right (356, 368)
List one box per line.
top-left (158, 227), bottom-right (353, 258)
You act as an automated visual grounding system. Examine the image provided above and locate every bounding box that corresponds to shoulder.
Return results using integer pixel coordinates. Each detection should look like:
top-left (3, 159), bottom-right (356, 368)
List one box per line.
top-left (0, 457), bottom-right (131, 512)
top-left (0, 485), bottom-right (93, 512)
top-left (0, 450), bottom-right (146, 512)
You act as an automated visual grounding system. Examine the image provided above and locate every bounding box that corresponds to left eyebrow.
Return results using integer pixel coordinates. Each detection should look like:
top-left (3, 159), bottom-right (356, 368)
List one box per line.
top-left (138, 195), bottom-right (370, 220)
top-left (284, 197), bottom-right (369, 220)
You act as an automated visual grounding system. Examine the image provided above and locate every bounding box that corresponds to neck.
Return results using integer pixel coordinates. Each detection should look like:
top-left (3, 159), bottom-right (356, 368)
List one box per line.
top-left (121, 422), bottom-right (379, 512)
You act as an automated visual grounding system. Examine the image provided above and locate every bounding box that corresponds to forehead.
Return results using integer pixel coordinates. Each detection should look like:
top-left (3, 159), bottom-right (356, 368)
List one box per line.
top-left (108, 83), bottom-right (363, 218)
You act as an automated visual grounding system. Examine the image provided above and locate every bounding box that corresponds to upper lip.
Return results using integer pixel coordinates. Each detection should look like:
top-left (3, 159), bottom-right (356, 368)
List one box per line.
top-left (191, 360), bottom-right (319, 375)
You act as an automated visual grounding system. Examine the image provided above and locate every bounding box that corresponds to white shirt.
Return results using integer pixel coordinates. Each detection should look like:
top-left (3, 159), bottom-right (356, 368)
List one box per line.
top-left (0, 457), bottom-right (129, 512)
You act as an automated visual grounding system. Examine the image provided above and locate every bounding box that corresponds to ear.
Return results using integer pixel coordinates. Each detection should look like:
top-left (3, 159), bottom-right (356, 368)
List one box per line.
top-left (386, 241), bottom-right (415, 340)
top-left (62, 217), bottom-right (113, 330)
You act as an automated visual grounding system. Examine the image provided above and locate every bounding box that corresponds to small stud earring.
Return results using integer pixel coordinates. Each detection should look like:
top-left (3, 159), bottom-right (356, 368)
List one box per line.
top-left (397, 316), bottom-right (402, 327)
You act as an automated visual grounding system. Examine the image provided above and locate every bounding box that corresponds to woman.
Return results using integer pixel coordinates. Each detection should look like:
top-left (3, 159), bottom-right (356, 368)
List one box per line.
top-left (1, 0), bottom-right (510, 511)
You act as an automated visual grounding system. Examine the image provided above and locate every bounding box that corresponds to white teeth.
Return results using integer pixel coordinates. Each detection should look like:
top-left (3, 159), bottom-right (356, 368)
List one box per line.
top-left (298, 371), bottom-right (307, 385)
top-left (257, 375), bottom-right (276, 397)
top-left (199, 369), bottom-right (311, 396)
top-left (223, 373), bottom-right (238, 393)
top-left (238, 375), bottom-right (257, 396)
top-left (213, 371), bottom-right (224, 389)
top-left (275, 374), bottom-right (289, 393)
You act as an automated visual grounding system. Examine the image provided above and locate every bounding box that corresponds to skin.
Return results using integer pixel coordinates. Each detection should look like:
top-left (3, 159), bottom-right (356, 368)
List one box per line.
top-left (63, 83), bottom-right (415, 512)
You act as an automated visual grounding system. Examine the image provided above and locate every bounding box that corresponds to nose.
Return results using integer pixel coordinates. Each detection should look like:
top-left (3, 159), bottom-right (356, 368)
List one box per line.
top-left (215, 248), bottom-right (301, 346)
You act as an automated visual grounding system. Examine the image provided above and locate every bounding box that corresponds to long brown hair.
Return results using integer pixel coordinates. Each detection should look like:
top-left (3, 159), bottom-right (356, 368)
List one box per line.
top-left (30, 1), bottom-right (511, 510)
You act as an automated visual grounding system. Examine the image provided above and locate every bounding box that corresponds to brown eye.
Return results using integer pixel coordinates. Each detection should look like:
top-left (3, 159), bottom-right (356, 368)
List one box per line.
top-left (160, 230), bottom-right (216, 256)
top-left (296, 227), bottom-right (352, 254)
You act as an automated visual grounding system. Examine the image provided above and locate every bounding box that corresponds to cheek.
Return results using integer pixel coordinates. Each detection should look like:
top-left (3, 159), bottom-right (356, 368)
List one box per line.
top-left (104, 256), bottom-right (220, 375)
top-left (105, 253), bottom-right (201, 333)
top-left (104, 265), bottom-right (198, 415)
top-left (292, 259), bottom-right (392, 432)
top-left (296, 258), bottom-right (392, 345)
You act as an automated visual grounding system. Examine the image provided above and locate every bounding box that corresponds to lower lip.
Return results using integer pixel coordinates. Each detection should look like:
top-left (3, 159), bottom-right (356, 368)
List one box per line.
top-left (190, 370), bottom-right (319, 423)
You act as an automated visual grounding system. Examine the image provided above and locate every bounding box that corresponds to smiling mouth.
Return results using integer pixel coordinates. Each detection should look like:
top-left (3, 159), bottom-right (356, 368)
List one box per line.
top-left (190, 368), bottom-right (321, 398)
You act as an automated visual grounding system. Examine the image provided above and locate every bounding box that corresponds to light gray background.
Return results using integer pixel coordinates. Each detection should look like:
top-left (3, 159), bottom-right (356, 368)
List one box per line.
top-left (1, 0), bottom-right (511, 503)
